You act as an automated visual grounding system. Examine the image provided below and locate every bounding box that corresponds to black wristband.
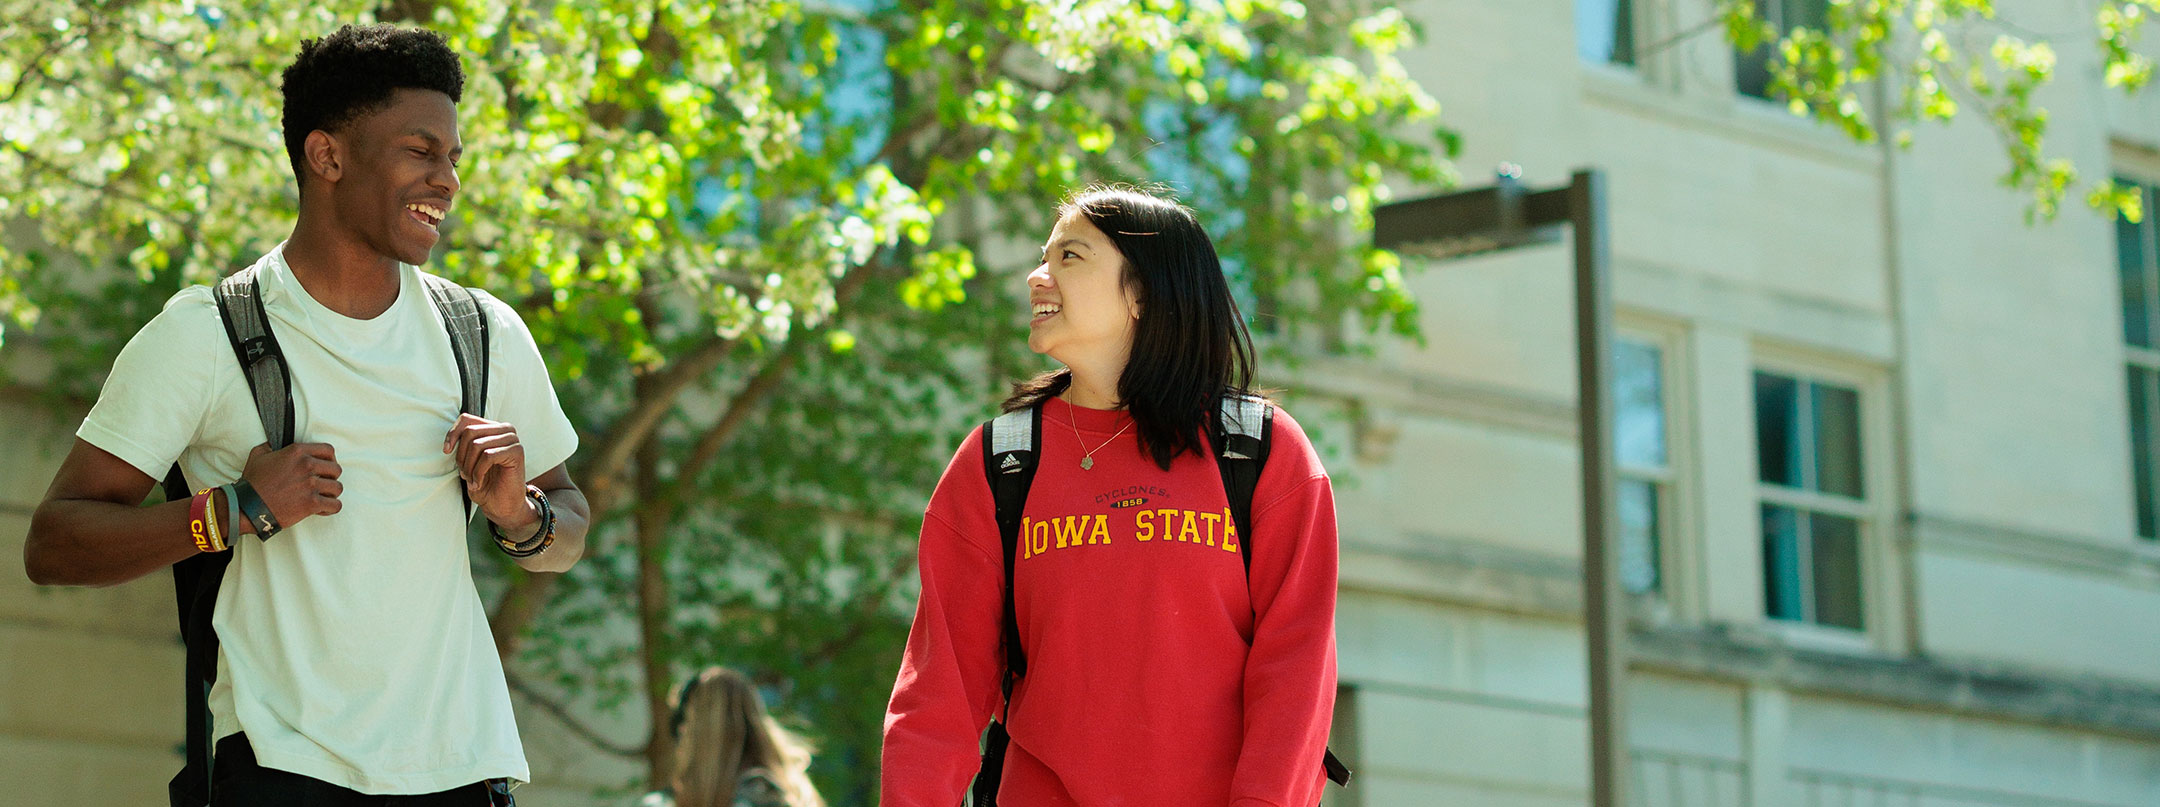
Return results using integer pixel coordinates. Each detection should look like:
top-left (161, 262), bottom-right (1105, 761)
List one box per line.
top-left (232, 478), bottom-right (281, 541)
top-left (490, 485), bottom-right (555, 558)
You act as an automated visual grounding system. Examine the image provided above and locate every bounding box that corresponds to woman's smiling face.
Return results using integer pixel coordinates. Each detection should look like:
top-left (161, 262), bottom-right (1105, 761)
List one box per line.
top-left (1026, 214), bottom-right (1141, 365)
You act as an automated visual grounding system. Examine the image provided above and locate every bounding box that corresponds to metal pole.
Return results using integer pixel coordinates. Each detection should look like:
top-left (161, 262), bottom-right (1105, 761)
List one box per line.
top-left (1570, 168), bottom-right (1628, 807)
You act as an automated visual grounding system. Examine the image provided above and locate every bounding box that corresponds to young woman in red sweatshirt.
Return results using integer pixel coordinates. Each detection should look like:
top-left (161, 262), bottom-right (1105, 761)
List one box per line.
top-left (880, 186), bottom-right (1340, 807)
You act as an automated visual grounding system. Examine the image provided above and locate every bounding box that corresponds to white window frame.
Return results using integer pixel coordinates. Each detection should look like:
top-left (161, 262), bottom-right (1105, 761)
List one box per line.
top-left (2115, 172), bottom-right (2160, 543)
top-left (1749, 347), bottom-right (1893, 653)
top-left (1617, 315), bottom-right (1695, 625)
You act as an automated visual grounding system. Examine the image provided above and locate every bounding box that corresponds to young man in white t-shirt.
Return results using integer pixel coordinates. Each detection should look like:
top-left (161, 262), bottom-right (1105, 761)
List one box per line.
top-left (24, 24), bottom-right (589, 805)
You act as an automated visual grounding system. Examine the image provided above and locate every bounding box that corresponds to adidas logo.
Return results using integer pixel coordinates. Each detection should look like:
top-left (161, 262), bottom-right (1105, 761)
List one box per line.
top-left (999, 454), bottom-right (1022, 472)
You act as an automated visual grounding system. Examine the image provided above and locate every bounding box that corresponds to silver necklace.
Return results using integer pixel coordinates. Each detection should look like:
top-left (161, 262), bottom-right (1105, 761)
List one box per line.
top-left (1068, 401), bottom-right (1134, 470)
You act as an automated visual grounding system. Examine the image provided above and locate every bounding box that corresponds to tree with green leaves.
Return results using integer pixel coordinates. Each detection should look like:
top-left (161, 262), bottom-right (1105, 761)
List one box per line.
top-left (0, 1), bottom-right (1446, 802)
top-left (1716, 0), bottom-right (2160, 220)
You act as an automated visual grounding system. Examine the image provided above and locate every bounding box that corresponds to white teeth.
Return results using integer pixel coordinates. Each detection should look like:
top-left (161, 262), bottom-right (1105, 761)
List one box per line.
top-left (405, 203), bottom-right (445, 222)
top-left (1032, 304), bottom-right (1060, 317)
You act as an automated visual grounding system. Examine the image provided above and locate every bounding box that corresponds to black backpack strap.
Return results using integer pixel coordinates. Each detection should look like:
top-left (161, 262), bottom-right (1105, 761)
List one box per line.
top-left (982, 404), bottom-right (1040, 684)
top-left (169, 268), bottom-right (290, 807)
top-left (1324, 748), bottom-right (1352, 787)
top-left (973, 403), bottom-right (1041, 806)
top-left (160, 462), bottom-right (217, 807)
top-left (1212, 392), bottom-right (1272, 576)
top-left (1209, 392), bottom-right (1352, 788)
top-left (418, 274), bottom-right (490, 520)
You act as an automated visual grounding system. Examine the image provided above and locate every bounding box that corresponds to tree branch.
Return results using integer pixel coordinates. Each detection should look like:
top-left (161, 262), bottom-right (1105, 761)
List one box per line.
top-left (505, 671), bottom-right (647, 758)
top-left (672, 342), bottom-right (805, 496)
top-left (801, 544), bottom-right (918, 665)
top-left (490, 252), bottom-right (886, 662)
top-left (489, 568), bottom-right (554, 658)
top-left (580, 334), bottom-right (735, 512)
top-left (4, 143), bottom-right (172, 214)
top-left (2, 29), bottom-right (90, 104)
top-left (1636, 14), bottom-right (1727, 59)
top-left (667, 262), bottom-right (878, 499)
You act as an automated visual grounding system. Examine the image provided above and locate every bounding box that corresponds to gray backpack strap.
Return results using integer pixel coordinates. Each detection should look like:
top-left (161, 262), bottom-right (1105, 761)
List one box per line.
top-left (418, 273), bottom-right (489, 421)
top-left (213, 266), bottom-right (294, 448)
top-left (418, 273), bottom-right (490, 521)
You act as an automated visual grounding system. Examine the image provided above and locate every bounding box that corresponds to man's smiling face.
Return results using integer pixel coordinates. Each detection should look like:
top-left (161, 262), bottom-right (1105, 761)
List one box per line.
top-left (325, 87), bottom-right (462, 266)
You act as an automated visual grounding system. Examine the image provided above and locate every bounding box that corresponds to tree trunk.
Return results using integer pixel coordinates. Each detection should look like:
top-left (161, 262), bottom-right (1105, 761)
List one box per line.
top-left (634, 435), bottom-right (675, 786)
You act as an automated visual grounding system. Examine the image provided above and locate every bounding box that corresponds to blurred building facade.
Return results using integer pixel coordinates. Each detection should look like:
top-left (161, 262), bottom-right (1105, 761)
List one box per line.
top-left (7, 0), bottom-right (2160, 805)
top-left (1309, 0), bottom-right (2160, 805)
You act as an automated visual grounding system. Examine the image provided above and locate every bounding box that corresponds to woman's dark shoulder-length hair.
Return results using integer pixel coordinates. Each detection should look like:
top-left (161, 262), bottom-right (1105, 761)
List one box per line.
top-left (1004, 184), bottom-right (1260, 470)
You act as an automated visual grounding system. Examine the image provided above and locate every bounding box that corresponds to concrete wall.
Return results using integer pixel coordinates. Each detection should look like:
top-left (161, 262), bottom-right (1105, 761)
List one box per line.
top-left (0, 395), bottom-right (179, 805)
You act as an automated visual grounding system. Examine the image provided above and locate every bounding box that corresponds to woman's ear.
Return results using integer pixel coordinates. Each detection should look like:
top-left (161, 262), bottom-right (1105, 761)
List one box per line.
top-left (1125, 281), bottom-right (1143, 321)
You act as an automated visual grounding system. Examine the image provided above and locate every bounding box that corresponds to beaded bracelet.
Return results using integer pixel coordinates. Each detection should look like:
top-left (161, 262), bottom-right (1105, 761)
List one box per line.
top-left (490, 484), bottom-right (556, 558)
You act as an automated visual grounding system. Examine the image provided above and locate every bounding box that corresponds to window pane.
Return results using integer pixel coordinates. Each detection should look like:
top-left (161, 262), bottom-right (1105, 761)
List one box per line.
top-left (1761, 504), bottom-right (1806, 622)
top-left (1619, 477), bottom-right (1661, 594)
top-left (1736, 0), bottom-right (1828, 100)
top-left (1614, 338), bottom-right (1666, 469)
top-left (1813, 382), bottom-right (1864, 498)
top-left (2117, 179), bottom-right (2152, 348)
top-left (1810, 512), bottom-right (1864, 630)
top-left (2133, 366), bottom-right (2157, 539)
top-left (1735, 43), bottom-right (1773, 99)
top-left (1755, 372), bottom-right (1800, 486)
top-left (1576, 0), bottom-right (1636, 66)
top-left (1785, 0), bottom-right (1829, 30)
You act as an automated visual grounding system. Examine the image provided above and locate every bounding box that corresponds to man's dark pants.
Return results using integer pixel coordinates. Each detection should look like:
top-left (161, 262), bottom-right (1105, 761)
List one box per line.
top-left (210, 734), bottom-right (513, 806)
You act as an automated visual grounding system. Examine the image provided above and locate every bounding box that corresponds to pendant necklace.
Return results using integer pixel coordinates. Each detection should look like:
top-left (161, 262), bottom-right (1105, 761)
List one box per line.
top-left (1069, 401), bottom-right (1134, 470)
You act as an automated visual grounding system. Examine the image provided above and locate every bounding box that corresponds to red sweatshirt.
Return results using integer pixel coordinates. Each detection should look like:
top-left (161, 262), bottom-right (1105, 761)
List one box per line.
top-left (881, 398), bottom-right (1339, 807)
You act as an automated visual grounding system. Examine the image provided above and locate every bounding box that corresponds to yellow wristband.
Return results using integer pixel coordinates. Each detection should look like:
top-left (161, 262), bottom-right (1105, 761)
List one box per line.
top-left (188, 488), bottom-right (214, 553)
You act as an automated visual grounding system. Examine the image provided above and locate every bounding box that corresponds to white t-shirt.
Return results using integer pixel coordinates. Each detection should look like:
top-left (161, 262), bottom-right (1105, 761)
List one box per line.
top-left (77, 243), bottom-right (577, 794)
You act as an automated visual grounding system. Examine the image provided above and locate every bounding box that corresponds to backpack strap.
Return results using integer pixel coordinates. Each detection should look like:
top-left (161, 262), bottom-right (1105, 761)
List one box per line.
top-left (214, 266), bottom-right (294, 449)
top-left (1212, 392), bottom-right (1272, 576)
top-left (167, 267), bottom-right (287, 806)
top-left (161, 462), bottom-right (216, 807)
top-left (973, 403), bottom-right (1040, 806)
top-left (1208, 392), bottom-right (1352, 787)
top-left (982, 405), bottom-right (1040, 684)
top-left (418, 274), bottom-right (490, 521)
top-left (418, 273), bottom-right (490, 421)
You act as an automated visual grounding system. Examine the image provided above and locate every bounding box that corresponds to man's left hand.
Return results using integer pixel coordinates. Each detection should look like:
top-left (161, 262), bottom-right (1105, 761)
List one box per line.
top-left (444, 413), bottom-right (534, 529)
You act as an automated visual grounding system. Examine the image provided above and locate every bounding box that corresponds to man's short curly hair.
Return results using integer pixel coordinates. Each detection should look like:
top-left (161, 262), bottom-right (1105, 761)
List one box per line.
top-left (280, 24), bottom-right (464, 187)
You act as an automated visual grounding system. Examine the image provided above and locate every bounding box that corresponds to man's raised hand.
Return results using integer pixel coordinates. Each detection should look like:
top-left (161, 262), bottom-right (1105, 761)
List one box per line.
top-left (241, 442), bottom-right (343, 532)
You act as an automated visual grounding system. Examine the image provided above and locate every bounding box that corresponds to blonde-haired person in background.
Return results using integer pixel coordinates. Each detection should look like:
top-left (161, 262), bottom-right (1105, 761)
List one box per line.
top-left (640, 667), bottom-right (825, 807)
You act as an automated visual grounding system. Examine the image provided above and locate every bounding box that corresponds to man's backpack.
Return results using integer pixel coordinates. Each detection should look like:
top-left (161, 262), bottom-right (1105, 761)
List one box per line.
top-left (968, 392), bottom-right (1352, 806)
top-left (157, 265), bottom-right (490, 807)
